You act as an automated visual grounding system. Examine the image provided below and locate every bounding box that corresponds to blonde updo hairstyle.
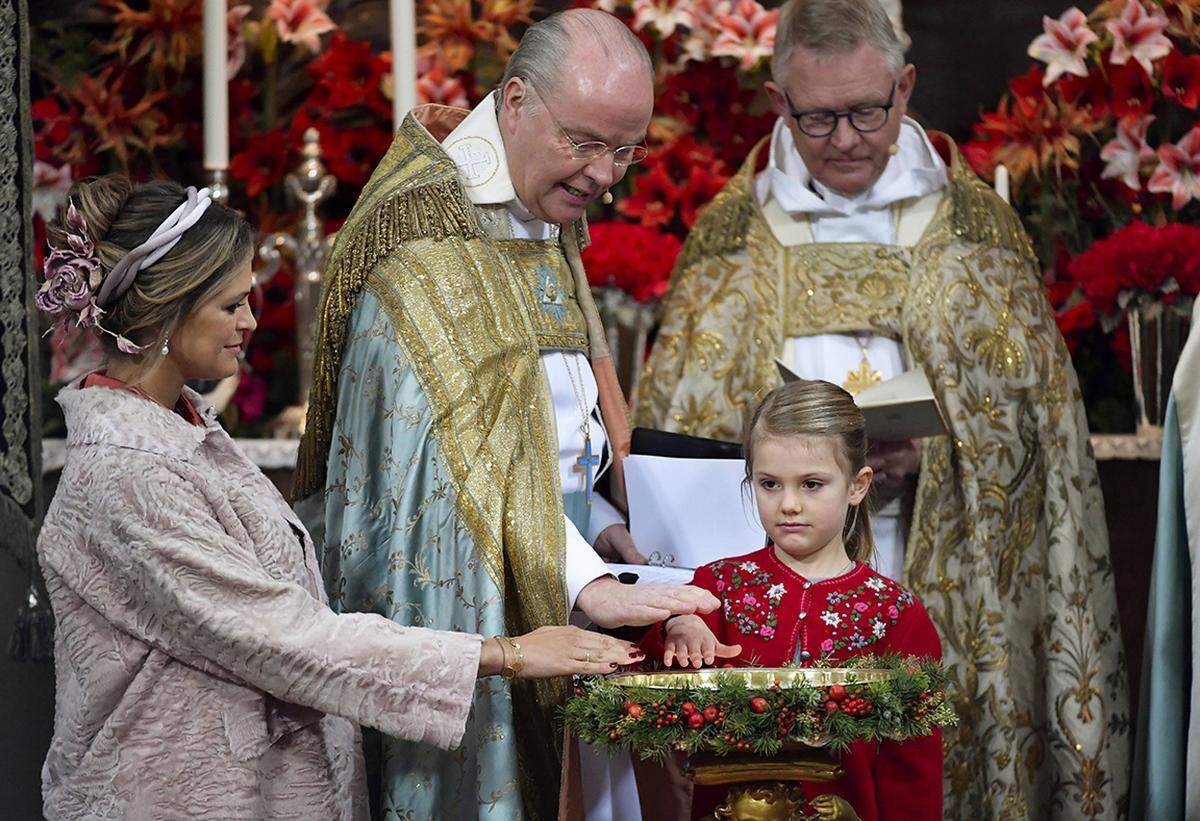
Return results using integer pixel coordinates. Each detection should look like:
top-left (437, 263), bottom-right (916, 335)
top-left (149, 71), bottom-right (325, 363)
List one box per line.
top-left (45, 174), bottom-right (254, 380)
top-left (743, 379), bottom-right (875, 562)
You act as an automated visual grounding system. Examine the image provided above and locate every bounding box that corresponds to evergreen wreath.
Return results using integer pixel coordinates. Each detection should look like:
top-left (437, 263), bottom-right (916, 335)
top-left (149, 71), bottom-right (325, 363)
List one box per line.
top-left (562, 655), bottom-right (957, 761)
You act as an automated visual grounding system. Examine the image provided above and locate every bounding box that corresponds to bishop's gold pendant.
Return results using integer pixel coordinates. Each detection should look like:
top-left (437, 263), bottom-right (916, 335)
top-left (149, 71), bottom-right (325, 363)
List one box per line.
top-left (842, 357), bottom-right (883, 396)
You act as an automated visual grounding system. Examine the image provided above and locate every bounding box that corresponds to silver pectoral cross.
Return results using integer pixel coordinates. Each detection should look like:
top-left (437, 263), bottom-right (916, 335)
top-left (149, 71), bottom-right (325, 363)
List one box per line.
top-left (575, 435), bottom-right (601, 505)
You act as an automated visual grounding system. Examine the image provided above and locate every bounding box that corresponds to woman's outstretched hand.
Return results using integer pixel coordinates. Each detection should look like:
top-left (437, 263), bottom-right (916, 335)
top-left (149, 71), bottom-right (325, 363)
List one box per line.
top-left (478, 626), bottom-right (645, 678)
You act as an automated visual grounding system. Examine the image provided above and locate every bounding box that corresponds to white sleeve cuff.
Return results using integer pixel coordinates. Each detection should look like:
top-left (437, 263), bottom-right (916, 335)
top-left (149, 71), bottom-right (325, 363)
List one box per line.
top-left (564, 513), bottom-right (611, 610)
top-left (585, 494), bottom-right (626, 544)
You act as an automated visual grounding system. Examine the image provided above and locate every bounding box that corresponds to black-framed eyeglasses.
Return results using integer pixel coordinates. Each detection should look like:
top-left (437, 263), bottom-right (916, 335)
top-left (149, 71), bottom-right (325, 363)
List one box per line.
top-left (528, 84), bottom-right (649, 167)
top-left (785, 82), bottom-right (897, 138)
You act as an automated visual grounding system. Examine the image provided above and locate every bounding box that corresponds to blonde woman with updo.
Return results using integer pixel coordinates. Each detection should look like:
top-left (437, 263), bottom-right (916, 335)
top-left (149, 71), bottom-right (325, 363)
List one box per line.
top-left (35, 174), bottom-right (643, 820)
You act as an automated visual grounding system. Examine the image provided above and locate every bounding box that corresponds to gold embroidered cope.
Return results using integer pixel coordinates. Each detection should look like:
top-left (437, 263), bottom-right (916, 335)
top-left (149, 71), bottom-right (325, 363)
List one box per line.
top-left (295, 113), bottom-right (604, 818)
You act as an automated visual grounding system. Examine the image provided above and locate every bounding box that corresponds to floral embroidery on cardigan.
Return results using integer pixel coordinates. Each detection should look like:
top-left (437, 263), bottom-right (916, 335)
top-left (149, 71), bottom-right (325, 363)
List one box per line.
top-left (710, 559), bottom-right (787, 639)
top-left (818, 575), bottom-right (914, 655)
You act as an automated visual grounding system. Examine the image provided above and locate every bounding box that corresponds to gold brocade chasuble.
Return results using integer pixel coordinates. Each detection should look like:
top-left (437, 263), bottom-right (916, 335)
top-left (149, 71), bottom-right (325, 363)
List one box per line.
top-left (295, 111), bottom-right (622, 820)
top-left (635, 136), bottom-right (1132, 820)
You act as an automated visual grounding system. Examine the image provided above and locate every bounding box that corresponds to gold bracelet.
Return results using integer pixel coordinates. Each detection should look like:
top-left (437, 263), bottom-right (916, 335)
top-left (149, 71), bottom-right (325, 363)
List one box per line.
top-left (498, 636), bottom-right (524, 680)
top-left (491, 636), bottom-right (509, 678)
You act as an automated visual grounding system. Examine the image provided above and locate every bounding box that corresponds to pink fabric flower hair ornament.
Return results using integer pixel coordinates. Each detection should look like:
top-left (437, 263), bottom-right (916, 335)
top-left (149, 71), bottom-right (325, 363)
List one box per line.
top-left (36, 200), bottom-right (144, 354)
top-left (37, 186), bottom-right (213, 353)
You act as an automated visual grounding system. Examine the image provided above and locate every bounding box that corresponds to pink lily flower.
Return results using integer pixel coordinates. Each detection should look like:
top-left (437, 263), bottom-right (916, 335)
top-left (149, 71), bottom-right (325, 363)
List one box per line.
top-left (632, 0), bottom-right (698, 39)
top-left (709, 0), bottom-right (779, 71)
top-left (1100, 114), bottom-right (1156, 189)
top-left (1027, 7), bottom-right (1097, 86)
top-left (1106, 0), bottom-right (1173, 79)
top-left (1148, 125), bottom-right (1200, 210)
top-left (266, 0), bottom-right (337, 53)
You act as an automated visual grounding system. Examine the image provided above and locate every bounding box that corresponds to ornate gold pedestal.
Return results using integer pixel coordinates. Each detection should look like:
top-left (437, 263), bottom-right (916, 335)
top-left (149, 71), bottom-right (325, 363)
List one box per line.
top-left (688, 745), bottom-right (859, 821)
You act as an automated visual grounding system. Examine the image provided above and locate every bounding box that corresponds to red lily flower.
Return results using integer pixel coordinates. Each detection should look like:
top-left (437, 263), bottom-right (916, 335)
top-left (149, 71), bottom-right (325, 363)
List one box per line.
top-left (1009, 66), bottom-right (1048, 118)
top-left (1162, 49), bottom-right (1200, 109)
top-left (230, 129), bottom-right (289, 197)
top-left (322, 125), bottom-right (394, 185)
top-left (1107, 60), bottom-right (1155, 119)
top-left (619, 163), bottom-right (682, 229)
top-left (307, 33), bottom-right (391, 117)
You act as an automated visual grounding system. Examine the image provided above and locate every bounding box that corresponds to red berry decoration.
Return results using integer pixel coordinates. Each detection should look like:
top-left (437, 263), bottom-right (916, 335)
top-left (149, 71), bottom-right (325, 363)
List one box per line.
top-left (828, 684), bottom-right (846, 702)
top-left (824, 700), bottom-right (840, 716)
top-left (750, 697), bottom-right (770, 714)
top-left (681, 701), bottom-right (697, 716)
top-left (688, 712), bottom-right (705, 729)
top-left (626, 703), bottom-right (643, 719)
top-left (703, 705), bottom-right (720, 723)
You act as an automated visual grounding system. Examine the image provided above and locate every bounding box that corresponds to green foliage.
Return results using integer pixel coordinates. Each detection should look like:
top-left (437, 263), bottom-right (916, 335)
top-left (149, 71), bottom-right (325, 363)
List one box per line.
top-left (561, 655), bottom-right (957, 762)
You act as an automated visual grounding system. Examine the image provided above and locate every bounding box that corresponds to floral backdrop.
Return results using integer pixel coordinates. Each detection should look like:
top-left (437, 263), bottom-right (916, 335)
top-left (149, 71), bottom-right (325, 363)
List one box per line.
top-left (30, 0), bottom-right (1196, 437)
top-left (30, 0), bottom-right (780, 436)
top-left (965, 0), bottom-right (1200, 431)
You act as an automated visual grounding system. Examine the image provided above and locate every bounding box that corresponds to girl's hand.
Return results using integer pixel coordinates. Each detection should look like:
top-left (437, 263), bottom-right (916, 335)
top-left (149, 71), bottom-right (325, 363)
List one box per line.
top-left (478, 626), bottom-right (645, 679)
top-left (662, 615), bottom-right (741, 668)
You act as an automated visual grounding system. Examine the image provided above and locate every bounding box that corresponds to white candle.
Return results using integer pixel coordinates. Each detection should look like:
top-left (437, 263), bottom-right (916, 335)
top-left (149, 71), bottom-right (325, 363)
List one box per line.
top-left (203, 0), bottom-right (229, 170)
top-left (994, 164), bottom-right (1010, 205)
top-left (390, 0), bottom-right (417, 126)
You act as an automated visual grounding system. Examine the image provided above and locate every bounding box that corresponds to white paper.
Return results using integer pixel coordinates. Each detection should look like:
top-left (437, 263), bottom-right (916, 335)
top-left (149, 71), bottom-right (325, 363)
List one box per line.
top-left (624, 454), bottom-right (767, 570)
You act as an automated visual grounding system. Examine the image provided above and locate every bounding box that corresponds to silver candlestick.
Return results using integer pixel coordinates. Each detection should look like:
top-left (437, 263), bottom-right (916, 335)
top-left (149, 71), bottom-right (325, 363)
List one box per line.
top-left (256, 128), bottom-right (337, 423)
top-left (206, 168), bottom-right (230, 205)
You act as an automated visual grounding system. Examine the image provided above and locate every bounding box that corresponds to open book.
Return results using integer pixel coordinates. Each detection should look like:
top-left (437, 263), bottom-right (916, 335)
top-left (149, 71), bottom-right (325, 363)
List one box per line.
top-left (776, 360), bottom-right (947, 441)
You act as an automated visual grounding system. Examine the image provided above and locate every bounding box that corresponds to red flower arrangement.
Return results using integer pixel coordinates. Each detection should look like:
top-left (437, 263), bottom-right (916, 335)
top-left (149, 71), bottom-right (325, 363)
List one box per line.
top-left (1068, 220), bottom-right (1200, 314)
top-left (966, 0), bottom-right (1199, 430)
top-left (583, 0), bottom-right (775, 294)
top-left (582, 222), bottom-right (682, 303)
top-left (30, 0), bottom-right (778, 433)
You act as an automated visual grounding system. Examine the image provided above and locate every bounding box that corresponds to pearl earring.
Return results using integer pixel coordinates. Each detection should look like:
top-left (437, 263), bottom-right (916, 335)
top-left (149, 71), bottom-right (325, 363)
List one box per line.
top-left (887, 143), bottom-right (899, 156)
top-left (601, 190), bottom-right (614, 205)
top-left (161, 337), bottom-right (170, 356)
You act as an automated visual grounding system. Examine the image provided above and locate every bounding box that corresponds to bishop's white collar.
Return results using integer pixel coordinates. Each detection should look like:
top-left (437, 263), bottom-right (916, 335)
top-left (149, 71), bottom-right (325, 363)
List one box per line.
top-left (756, 115), bottom-right (947, 217)
top-left (443, 91), bottom-right (518, 206)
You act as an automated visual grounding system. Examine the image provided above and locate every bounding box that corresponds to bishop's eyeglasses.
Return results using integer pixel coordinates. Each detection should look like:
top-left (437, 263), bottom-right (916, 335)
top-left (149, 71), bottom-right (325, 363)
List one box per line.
top-left (785, 81), bottom-right (897, 138)
top-left (530, 84), bottom-right (649, 167)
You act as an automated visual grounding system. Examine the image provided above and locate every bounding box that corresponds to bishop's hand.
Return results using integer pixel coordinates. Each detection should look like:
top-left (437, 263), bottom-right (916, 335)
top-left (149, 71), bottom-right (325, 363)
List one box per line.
top-left (575, 577), bottom-right (719, 629)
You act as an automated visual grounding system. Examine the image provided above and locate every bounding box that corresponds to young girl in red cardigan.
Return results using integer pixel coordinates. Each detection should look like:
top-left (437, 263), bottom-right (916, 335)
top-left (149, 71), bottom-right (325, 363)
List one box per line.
top-left (641, 379), bottom-right (943, 821)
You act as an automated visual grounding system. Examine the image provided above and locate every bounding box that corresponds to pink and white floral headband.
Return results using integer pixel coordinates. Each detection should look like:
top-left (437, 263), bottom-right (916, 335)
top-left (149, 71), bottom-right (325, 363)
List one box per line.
top-left (37, 187), bottom-right (213, 353)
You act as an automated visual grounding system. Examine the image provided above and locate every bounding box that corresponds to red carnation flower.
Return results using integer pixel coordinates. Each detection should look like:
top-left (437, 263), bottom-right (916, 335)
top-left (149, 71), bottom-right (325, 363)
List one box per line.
top-left (1068, 220), bottom-right (1200, 315)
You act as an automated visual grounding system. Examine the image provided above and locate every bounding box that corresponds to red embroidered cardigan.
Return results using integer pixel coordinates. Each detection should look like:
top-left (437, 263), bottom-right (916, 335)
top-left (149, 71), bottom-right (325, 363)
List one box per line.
top-left (641, 546), bottom-right (943, 821)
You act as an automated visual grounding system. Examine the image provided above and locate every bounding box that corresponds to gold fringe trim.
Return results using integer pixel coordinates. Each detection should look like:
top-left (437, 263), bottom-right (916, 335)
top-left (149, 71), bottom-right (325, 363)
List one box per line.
top-left (294, 175), bottom-right (484, 502)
